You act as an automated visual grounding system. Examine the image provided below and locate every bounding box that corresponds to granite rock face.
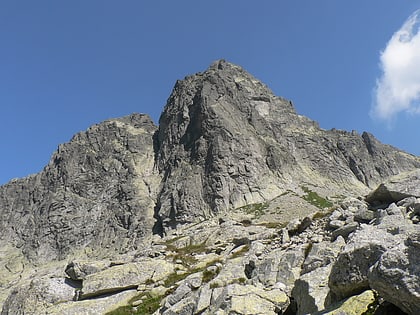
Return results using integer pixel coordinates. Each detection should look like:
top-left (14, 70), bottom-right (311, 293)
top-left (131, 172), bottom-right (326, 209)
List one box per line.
top-left (0, 113), bottom-right (160, 262)
top-left (1, 60), bottom-right (420, 314)
top-left (154, 60), bottom-right (420, 230)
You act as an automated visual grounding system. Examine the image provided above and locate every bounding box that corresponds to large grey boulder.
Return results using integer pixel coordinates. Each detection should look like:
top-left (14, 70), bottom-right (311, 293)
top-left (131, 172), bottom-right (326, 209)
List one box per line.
top-left (292, 264), bottom-right (332, 315)
top-left (1, 277), bottom-right (80, 315)
top-left (328, 224), bottom-right (399, 300)
top-left (366, 169), bottom-right (420, 205)
top-left (301, 236), bottom-right (345, 274)
top-left (206, 284), bottom-right (288, 315)
top-left (368, 229), bottom-right (420, 315)
top-left (252, 245), bottom-right (307, 293)
top-left (80, 259), bottom-right (175, 299)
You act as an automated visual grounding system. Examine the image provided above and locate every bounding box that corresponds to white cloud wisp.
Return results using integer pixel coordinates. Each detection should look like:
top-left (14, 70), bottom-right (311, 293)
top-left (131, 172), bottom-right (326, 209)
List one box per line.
top-left (372, 9), bottom-right (420, 121)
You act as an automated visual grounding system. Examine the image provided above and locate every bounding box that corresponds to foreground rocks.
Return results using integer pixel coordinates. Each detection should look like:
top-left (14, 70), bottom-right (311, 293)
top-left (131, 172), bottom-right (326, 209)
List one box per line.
top-left (2, 171), bottom-right (419, 314)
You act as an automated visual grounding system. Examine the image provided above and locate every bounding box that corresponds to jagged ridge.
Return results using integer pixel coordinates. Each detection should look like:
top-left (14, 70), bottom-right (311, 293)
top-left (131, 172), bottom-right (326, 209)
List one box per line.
top-left (0, 60), bottom-right (419, 262)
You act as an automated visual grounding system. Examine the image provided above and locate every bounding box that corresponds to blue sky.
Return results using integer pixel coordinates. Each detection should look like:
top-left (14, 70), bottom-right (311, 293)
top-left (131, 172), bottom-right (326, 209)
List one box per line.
top-left (1, 1), bottom-right (419, 185)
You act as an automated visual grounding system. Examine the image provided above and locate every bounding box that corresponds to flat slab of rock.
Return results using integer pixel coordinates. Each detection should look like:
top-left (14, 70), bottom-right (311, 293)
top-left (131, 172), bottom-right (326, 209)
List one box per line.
top-left (366, 170), bottom-right (420, 205)
top-left (80, 259), bottom-right (174, 299)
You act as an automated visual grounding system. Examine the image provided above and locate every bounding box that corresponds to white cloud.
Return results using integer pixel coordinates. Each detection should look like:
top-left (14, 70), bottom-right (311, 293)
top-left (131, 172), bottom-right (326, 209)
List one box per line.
top-left (372, 9), bottom-right (420, 121)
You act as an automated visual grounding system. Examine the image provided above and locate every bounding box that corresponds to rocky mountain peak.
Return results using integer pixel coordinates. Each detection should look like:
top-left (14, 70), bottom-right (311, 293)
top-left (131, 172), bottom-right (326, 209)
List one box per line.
top-left (153, 60), bottom-right (420, 231)
top-left (1, 60), bottom-right (420, 314)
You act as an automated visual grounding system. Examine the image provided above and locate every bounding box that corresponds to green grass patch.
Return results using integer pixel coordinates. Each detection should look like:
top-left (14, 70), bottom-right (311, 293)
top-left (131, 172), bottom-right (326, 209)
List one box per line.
top-left (238, 202), bottom-right (269, 218)
top-left (202, 268), bottom-right (218, 283)
top-left (301, 186), bottom-right (333, 209)
top-left (166, 243), bottom-right (208, 267)
top-left (105, 292), bottom-right (162, 315)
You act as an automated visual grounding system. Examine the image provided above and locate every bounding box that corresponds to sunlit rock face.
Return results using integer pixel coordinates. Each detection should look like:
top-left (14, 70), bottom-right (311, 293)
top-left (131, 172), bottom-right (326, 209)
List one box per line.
top-left (1, 60), bottom-right (420, 314)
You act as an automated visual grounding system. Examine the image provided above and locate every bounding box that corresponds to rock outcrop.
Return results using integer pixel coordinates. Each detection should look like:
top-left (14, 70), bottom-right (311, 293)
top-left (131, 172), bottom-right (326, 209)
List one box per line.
top-left (154, 60), bottom-right (420, 231)
top-left (1, 60), bottom-right (419, 314)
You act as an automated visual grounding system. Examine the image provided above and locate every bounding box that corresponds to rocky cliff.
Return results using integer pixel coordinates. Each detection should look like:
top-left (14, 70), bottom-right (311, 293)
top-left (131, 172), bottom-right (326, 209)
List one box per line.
top-left (1, 60), bottom-right (419, 314)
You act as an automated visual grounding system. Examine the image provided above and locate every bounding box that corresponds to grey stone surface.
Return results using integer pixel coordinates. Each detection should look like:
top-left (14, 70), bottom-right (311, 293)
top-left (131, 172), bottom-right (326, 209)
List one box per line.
top-left (292, 264), bottom-right (332, 315)
top-left (368, 229), bottom-right (420, 315)
top-left (366, 169), bottom-right (420, 205)
top-left (328, 224), bottom-right (399, 301)
top-left (0, 113), bottom-right (160, 262)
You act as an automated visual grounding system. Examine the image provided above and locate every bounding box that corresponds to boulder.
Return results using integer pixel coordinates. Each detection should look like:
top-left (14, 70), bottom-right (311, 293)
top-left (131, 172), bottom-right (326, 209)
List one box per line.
top-left (216, 284), bottom-right (288, 315)
top-left (292, 264), bottom-right (332, 315)
top-left (46, 289), bottom-right (138, 315)
top-left (366, 170), bottom-right (420, 205)
top-left (1, 277), bottom-right (81, 315)
top-left (331, 222), bottom-right (359, 240)
top-left (65, 260), bottom-right (110, 280)
top-left (328, 224), bottom-right (399, 300)
top-left (80, 259), bottom-right (175, 299)
top-left (301, 236), bottom-right (345, 274)
top-left (252, 245), bottom-right (306, 293)
top-left (318, 290), bottom-right (376, 315)
top-left (368, 229), bottom-right (420, 315)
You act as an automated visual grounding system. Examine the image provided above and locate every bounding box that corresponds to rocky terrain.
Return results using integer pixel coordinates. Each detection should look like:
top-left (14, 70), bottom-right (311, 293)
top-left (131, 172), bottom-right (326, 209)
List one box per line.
top-left (0, 60), bottom-right (419, 314)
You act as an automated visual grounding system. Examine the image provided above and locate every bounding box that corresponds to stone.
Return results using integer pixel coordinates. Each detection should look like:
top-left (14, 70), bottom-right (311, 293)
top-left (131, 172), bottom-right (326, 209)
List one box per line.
top-left (252, 245), bottom-right (306, 293)
top-left (301, 236), bottom-right (345, 274)
top-left (328, 224), bottom-right (399, 300)
top-left (162, 296), bottom-right (196, 315)
top-left (216, 284), bottom-right (289, 315)
top-left (0, 276), bottom-right (84, 315)
top-left (331, 222), bottom-right (359, 240)
top-left (47, 289), bottom-right (138, 315)
top-left (368, 230), bottom-right (420, 315)
top-left (318, 290), bottom-right (376, 315)
top-left (65, 260), bottom-right (110, 280)
top-left (328, 219), bottom-right (344, 230)
top-left (353, 208), bottom-right (375, 223)
top-left (209, 257), bottom-right (247, 288)
top-left (366, 169), bottom-right (420, 205)
top-left (292, 264), bottom-right (332, 315)
top-left (195, 283), bottom-right (212, 314)
top-left (80, 259), bottom-right (175, 299)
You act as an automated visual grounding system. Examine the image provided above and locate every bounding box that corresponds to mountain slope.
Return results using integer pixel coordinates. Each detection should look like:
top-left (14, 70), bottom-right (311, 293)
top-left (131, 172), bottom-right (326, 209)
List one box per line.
top-left (154, 59), bottom-right (420, 230)
top-left (0, 60), bottom-right (419, 263)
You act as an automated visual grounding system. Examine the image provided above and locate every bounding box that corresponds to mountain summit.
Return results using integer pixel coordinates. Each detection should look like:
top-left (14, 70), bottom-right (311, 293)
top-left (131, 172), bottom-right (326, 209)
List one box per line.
top-left (154, 59), bottom-right (420, 229)
top-left (1, 60), bottom-right (419, 314)
top-left (1, 60), bottom-right (419, 260)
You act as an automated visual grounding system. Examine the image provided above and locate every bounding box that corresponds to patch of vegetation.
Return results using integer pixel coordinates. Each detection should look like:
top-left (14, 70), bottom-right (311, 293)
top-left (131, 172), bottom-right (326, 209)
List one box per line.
top-left (238, 202), bottom-right (269, 218)
top-left (202, 268), bottom-right (219, 283)
top-left (166, 242), bottom-right (208, 267)
top-left (236, 277), bottom-right (247, 284)
top-left (210, 282), bottom-right (221, 289)
top-left (163, 271), bottom-right (191, 287)
top-left (105, 292), bottom-right (162, 315)
top-left (240, 219), bottom-right (252, 226)
top-left (301, 186), bottom-right (333, 209)
top-left (163, 235), bottom-right (185, 245)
